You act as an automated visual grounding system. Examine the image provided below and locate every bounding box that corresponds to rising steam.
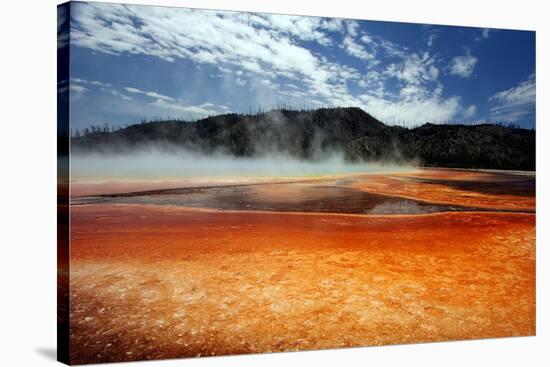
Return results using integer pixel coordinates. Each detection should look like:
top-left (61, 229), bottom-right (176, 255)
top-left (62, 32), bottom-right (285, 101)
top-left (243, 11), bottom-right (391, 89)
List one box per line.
top-left (71, 147), bottom-right (416, 182)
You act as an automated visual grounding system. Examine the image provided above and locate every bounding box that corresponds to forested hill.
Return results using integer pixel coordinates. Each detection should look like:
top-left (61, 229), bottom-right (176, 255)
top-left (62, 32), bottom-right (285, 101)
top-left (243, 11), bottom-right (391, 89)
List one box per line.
top-left (72, 107), bottom-right (535, 171)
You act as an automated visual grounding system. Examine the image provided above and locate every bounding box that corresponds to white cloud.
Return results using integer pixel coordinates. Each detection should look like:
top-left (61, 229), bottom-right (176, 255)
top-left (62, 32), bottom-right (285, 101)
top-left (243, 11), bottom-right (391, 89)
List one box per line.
top-left (427, 33), bottom-right (438, 47)
top-left (489, 73), bottom-right (535, 122)
top-left (125, 87), bottom-right (175, 102)
top-left (351, 50), bottom-right (466, 125)
top-left (260, 14), bottom-right (334, 46)
top-left (340, 21), bottom-right (376, 61)
top-left (89, 80), bottom-right (112, 88)
top-left (121, 86), bottom-right (231, 117)
top-left (70, 77), bottom-right (231, 119)
top-left (463, 105), bottom-right (476, 118)
top-left (70, 84), bottom-right (87, 93)
top-left (70, 77), bottom-right (111, 88)
top-left (379, 39), bottom-right (408, 59)
top-left (384, 52), bottom-right (439, 86)
top-left (342, 34), bottom-right (374, 61)
top-left (70, 3), bottom-right (377, 113)
top-left (70, 2), bottom-right (468, 126)
top-left (475, 28), bottom-right (492, 42)
top-left (449, 52), bottom-right (478, 78)
top-left (320, 18), bottom-right (344, 33)
top-left (125, 87), bottom-right (142, 94)
top-left (359, 94), bottom-right (461, 125)
top-left (71, 77), bottom-right (134, 100)
top-left (70, 3), bottom-right (350, 91)
top-left (146, 92), bottom-right (174, 102)
top-left (106, 89), bottom-right (133, 101)
top-left (150, 98), bottom-right (226, 116)
top-left (123, 86), bottom-right (231, 117)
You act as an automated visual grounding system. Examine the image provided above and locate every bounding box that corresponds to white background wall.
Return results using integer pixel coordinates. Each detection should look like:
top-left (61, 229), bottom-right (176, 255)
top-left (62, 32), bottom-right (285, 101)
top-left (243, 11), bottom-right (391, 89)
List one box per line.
top-left (0, 0), bottom-right (547, 365)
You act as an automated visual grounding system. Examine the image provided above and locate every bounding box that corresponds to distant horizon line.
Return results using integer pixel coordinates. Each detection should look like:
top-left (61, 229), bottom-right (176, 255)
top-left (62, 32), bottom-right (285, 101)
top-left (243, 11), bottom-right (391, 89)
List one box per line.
top-left (70, 106), bottom-right (535, 136)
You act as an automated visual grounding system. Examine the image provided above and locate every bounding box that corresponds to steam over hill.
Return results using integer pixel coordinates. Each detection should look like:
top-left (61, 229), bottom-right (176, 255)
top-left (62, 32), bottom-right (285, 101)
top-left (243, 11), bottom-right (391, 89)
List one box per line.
top-left (72, 107), bottom-right (535, 171)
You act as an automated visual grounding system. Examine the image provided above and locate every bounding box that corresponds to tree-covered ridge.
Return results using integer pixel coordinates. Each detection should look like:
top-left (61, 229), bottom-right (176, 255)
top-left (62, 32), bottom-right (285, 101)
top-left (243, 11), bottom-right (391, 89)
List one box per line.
top-left (72, 107), bottom-right (535, 171)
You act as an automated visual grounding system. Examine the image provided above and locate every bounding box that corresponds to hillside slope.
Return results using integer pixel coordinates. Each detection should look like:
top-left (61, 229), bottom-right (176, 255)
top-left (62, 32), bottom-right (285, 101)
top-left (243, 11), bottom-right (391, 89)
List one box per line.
top-left (72, 107), bottom-right (535, 170)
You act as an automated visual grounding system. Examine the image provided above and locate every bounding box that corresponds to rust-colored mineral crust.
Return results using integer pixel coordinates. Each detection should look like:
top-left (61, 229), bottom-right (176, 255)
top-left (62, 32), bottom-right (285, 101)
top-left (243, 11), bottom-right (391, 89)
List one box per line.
top-left (69, 169), bottom-right (535, 364)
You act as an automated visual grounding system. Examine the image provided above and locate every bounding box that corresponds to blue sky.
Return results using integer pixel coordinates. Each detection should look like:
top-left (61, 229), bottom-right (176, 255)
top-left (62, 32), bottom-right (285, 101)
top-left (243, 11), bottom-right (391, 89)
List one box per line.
top-left (64, 2), bottom-right (536, 130)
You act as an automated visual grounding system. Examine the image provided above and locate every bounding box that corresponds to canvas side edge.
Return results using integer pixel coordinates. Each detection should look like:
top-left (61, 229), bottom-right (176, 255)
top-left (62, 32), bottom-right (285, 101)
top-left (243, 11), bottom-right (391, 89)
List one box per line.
top-left (57, 2), bottom-right (71, 365)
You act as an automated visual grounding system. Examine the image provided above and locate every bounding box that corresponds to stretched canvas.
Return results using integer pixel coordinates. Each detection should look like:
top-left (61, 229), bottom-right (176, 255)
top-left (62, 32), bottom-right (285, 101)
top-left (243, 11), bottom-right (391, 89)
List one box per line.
top-left (57, 1), bottom-right (536, 364)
